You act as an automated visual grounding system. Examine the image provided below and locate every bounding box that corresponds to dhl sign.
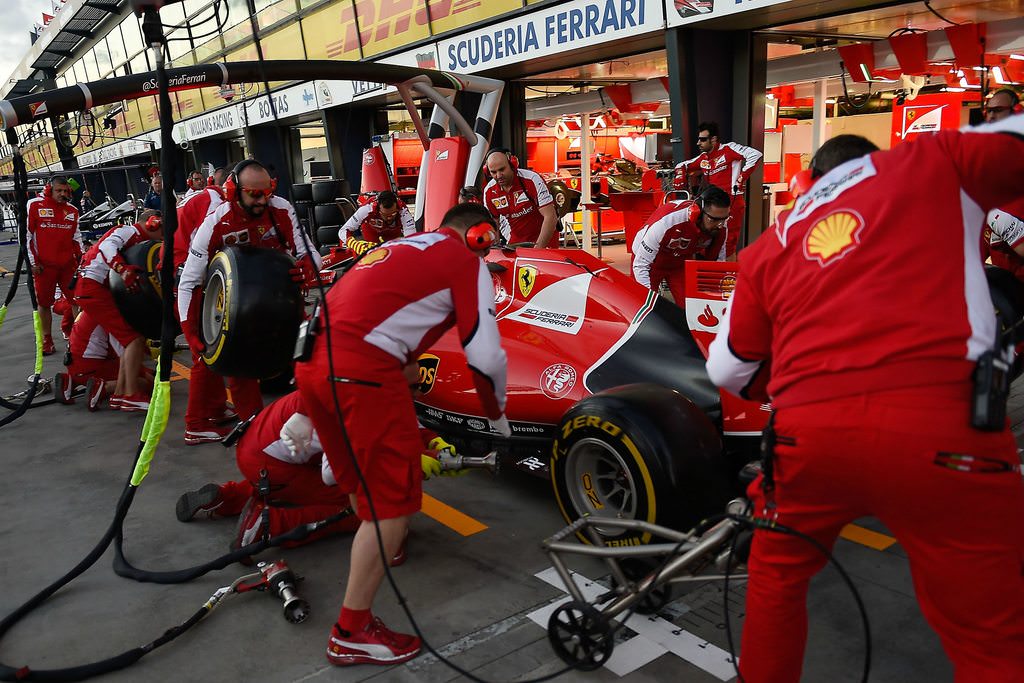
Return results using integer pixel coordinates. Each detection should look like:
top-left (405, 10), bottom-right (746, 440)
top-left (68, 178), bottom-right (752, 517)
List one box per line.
top-left (323, 0), bottom-right (517, 59)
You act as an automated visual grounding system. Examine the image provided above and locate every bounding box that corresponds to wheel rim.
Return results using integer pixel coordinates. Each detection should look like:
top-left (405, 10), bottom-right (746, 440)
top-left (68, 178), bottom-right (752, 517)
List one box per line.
top-left (202, 270), bottom-right (226, 347)
top-left (565, 437), bottom-right (639, 536)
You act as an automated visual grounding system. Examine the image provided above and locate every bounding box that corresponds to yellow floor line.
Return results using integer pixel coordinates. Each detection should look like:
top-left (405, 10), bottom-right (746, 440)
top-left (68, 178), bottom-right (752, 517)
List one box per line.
top-left (421, 493), bottom-right (488, 537)
top-left (840, 523), bottom-right (897, 551)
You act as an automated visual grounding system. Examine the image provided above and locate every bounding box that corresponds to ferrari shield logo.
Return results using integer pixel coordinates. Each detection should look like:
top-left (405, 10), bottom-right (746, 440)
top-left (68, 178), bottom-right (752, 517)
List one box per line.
top-left (416, 354), bottom-right (440, 395)
top-left (804, 210), bottom-right (864, 266)
top-left (517, 265), bottom-right (538, 298)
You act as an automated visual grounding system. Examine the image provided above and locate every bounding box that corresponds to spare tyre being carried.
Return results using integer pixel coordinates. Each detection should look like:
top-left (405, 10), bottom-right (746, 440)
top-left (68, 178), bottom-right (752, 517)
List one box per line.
top-left (110, 240), bottom-right (176, 341)
top-left (200, 245), bottom-right (304, 379)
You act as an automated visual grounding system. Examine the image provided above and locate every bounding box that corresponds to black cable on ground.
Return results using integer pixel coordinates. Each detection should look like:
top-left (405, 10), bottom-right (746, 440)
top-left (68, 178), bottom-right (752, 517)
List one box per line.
top-left (0, 126), bottom-right (43, 429)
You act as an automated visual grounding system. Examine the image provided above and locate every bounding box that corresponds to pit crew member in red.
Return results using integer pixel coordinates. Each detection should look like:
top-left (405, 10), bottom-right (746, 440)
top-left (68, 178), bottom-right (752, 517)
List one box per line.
top-left (675, 121), bottom-right (762, 257)
top-left (75, 211), bottom-right (163, 413)
top-left (295, 203), bottom-right (508, 667)
top-left (336, 190), bottom-right (414, 254)
top-left (631, 186), bottom-right (730, 304)
top-left (171, 166), bottom-right (227, 268)
top-left (27, 176), bottom-right (83, 355)
top-left (174, 390), bottom-right (361, 548)
top-left (177, 160), bottom-right (320, 445)
top-left (985, 198), bottom-right (1024, 282)
top-left (483, 148), bottom-right (558, 248)
top-left (706, 130), bottom-right (1024, 683)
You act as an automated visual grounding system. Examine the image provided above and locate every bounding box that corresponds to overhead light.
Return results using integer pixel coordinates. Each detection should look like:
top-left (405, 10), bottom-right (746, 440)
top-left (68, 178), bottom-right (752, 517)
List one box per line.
top-left (1011, 54), bottom-right (1024, 61)
top-left (943, 87), bottom-right (966, 92)
top-left (992, 66), bottom-right (1008, 84)
top-left (825, 98), bottom-right (836, 104)
top-left (766, 92), bottom-right (775, 100)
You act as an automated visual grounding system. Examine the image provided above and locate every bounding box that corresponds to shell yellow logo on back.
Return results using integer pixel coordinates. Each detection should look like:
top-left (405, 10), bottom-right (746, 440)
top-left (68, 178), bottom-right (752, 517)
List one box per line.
top-left (804, 210), bottom-right (865, 266)
top-left (357, 248), bottom-right (390, 268)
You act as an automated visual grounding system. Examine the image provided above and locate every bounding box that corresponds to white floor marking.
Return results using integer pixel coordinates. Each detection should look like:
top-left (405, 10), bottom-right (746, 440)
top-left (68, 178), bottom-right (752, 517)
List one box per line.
top-left (529, 567), bottom-right (737, 680)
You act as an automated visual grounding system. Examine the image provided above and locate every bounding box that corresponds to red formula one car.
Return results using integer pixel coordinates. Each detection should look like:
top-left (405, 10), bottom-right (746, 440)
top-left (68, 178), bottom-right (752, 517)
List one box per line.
top-left (414, 246), bottom-right (769, 545)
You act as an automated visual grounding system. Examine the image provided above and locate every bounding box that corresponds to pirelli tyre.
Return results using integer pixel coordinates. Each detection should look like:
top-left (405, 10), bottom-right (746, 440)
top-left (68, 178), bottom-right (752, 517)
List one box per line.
top-left (551, 383), bottom-right (732, 546)
top-left (200, 246), bottom-right (304, 379)
top-left (110, 240), bottom-right (176, 341)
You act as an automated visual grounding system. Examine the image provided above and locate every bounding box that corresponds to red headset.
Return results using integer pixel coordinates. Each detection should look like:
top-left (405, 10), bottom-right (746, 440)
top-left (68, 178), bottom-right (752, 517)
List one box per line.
top-left (145, 213), bottom-right (163, 232)
top-left (482, 148), bottom-right (519, 178)
top-left (465, 221), bottom-right (497, 251)
top-left (42, 183), bottom-right (52, 198)
top-left (434, 223), bottom-right (497, 252)
top-left (223, 159), bottom-right (277, 203)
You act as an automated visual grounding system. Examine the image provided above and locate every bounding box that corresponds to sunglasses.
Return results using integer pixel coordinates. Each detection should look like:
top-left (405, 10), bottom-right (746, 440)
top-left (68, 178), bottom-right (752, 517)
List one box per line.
top-left (697, 136), bottom-right (711, 142)
top-left (240, 187), bottom-right (274, 199)
top-left (704, 214), bottom-right (730, 224)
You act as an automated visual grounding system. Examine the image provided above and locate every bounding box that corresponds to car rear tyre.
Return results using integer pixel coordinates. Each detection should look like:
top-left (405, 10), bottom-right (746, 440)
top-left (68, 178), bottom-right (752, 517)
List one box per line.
top-left (551, 383), bottom-right (732, 545)
top-left (200, 246), bottom-right (304, 379)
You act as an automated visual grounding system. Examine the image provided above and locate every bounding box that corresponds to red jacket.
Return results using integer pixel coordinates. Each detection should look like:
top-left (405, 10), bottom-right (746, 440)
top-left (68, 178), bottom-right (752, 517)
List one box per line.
top-left (631, 200), bottom-right (726, 288)
top-left (483, 168), bottom-right (554, 245)
top-left (27, 196), bottom-right (82, 267)
top-left (338, 199), bottom-right (415, 244)
top-left (79, 222), bottom-right (150, 286)
top-left (676, 141), bottom-right (762, 195)
top-left (177, 196), bottom-right (319, 323)
top-left (173, 187), bottom-right (225, 267)
top-left (312, 231), bottom-right (507, 420)
top-left (707, 124), bottom-right (1024, 408)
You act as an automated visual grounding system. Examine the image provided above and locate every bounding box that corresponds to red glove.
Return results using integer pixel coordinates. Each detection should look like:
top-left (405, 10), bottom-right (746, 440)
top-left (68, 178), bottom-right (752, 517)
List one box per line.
top-left (114, 263), bottom-right (143, 293)
top-left (180, 287), bottom-right (204, 351)
top-left (290, 256), bottom-right (319, 287)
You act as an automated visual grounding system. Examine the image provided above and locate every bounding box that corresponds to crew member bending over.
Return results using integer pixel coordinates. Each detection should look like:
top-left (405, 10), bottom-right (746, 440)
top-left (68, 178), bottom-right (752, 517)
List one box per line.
top-left (295, 203), bottom-right (508, 667)
top-left (337, 190), bottom-right (414, 255)
top-left (177, 159), bottom-right (320, 445)
top-left (631, 186), bottom-right (730, 304)
top-left (74, 211), bottom-right (162, 412)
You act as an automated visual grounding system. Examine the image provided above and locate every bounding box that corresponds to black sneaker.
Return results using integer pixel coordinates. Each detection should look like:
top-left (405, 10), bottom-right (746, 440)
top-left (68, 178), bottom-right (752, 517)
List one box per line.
top-left (175, 483), bottom-right (224, 522)
top-left (53, 373), bottom-right (74, 404)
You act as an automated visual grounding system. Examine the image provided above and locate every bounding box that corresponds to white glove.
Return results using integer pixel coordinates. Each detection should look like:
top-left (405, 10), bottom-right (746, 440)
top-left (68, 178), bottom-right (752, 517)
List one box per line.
top-left (488, 414), bottom-right (512, 438)
top-left (321, 454), bottom-right (337, 486)
top-left (280, 412), bottom-right (314, 459)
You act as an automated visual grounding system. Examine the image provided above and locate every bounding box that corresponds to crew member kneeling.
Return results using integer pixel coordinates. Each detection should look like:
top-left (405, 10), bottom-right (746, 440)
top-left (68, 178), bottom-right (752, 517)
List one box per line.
top-left (177, 159), bottom-right (320, 445)
top-left (295, 203), bottom-right (508, 667)
top-left (706, 129), bottom-right (1024, 682)
top-left (337, 189), bottom-right (415, 255)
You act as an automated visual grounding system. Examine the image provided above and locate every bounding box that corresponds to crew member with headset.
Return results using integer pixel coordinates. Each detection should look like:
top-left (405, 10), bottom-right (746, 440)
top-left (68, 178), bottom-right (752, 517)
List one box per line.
top-left (74, 210), bottom-right (163, 413)
top-left (26, 175), bottom-right (83, 356)
top-left (178, 168), bottom-right (209, 206)
top-left (337, 189), bottom-right (415, 255)
top-left (706, 122), bottom-right (1024, 681)
top-left (294, 203), bottom-right (508, 667)
top-left (482, 148), bottom-right (558, 248)
top-left (177, 159), bottom-right (320, 446)
top-left (630, 186), bottom-right (731, 304)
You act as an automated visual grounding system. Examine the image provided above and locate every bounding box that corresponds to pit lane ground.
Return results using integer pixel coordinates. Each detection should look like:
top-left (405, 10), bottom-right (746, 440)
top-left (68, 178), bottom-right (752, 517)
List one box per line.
top-left (1, 238), bottom-right (1019, 683)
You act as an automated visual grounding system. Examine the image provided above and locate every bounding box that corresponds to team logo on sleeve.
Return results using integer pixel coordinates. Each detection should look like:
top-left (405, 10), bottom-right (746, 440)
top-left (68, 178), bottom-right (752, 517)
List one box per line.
top-left (357, 247), bottom-right (390, 268)
top-left (804, 210), bottom-right (864, 267)
top-left (517, 265), bottom-right (538, 298)
top-left (492, 196), bottom-right (509, 210)
top-left (416, 354), bottom-right (440, 394)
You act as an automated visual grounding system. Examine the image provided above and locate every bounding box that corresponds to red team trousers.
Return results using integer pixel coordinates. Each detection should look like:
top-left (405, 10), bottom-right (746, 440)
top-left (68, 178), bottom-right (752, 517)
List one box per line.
top-left (216, 438), bottom-right (359, 541)
top-left (740, 386), bottom-right (1024, 683)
